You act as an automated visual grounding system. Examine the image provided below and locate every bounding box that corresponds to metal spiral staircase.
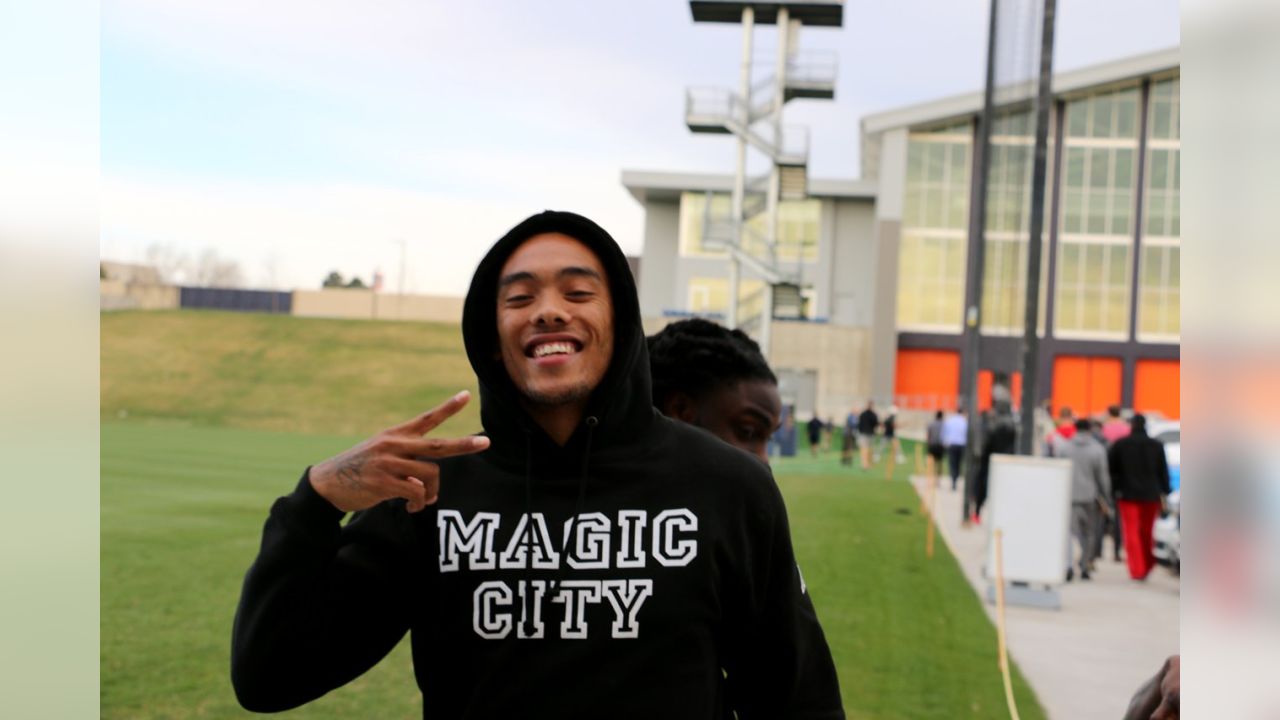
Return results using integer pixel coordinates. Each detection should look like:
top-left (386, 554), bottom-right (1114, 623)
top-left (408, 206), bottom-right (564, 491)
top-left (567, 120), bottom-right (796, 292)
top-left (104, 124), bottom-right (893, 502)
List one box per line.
top-left (684, 1), bottom-right (842, 345)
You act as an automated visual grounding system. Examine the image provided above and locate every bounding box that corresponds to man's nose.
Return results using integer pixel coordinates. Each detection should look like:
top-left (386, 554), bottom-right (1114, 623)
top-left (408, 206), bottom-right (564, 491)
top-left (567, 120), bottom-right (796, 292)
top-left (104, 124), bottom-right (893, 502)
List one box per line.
top-left (532, 295), bottom-right (570, 326)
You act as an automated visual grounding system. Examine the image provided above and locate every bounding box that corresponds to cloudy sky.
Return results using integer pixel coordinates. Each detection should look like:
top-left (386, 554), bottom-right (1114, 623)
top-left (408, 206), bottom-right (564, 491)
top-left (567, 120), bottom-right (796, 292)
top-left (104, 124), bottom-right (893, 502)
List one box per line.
top-left (100, 0), bottom-right (1178, 295)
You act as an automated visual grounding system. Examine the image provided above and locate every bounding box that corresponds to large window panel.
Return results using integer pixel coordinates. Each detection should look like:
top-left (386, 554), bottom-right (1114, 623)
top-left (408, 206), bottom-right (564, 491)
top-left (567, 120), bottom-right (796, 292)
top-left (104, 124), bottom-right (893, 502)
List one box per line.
top-left (678, 192), bottom-right (820, 263)
top-left (1138, 76), bottom-right (1180, 341)
top-left (979, 109), bottom-right (1053, 334)
top-left (686, 277), bottom-right (766, 316)
top-left (898, 121), bottom-right (972, 330)
top-left (1055, 86), bottom-right (1140, 338)
top-left (679, 192), bottom-right (730, 258)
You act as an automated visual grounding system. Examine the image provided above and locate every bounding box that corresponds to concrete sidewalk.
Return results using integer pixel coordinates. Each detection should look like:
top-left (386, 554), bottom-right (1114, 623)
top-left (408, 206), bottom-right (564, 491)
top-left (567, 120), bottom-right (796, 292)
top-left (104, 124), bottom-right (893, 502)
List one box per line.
top-left (911, 474), bottom-right (1179, 720)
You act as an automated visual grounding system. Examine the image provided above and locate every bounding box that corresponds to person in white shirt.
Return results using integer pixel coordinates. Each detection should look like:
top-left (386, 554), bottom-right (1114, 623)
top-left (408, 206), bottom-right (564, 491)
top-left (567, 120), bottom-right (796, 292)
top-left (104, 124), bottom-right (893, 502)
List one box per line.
top-left (940, 408), bottom-right (968, 491)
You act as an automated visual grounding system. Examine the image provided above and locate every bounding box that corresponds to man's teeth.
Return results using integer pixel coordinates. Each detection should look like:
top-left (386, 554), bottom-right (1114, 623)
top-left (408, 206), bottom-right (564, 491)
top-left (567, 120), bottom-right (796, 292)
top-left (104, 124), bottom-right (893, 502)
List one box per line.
top-left (533, 341), bottom-right (577, 358)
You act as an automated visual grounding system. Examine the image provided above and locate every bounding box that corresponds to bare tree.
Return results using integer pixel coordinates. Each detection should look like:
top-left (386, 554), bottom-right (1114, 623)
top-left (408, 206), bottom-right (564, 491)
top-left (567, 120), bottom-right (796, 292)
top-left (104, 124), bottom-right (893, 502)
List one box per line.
top-left (144, 243), bottom-right (190, 284)
top-left (191, 248), bottom-right (245, 288)
top-left (261, 253), bottom-right (279, 290)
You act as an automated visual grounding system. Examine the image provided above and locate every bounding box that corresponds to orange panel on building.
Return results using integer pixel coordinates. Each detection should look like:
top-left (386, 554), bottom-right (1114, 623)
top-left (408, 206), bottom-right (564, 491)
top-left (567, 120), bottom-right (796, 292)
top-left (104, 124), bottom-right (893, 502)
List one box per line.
top-left (1052, 356), bottom-right (1122, 418)
top-left (1134, 359), bottom-right (1180, 419)
top-left (978, 370), bottom-right (1022, 411)
top-left (895, 349), bottom-right (960, 411)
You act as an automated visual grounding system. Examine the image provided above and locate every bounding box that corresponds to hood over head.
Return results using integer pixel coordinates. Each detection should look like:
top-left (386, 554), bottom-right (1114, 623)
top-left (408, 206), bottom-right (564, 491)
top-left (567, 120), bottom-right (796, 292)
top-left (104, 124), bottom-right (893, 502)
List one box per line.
top-left (461, 210), bottom-right (656, 468)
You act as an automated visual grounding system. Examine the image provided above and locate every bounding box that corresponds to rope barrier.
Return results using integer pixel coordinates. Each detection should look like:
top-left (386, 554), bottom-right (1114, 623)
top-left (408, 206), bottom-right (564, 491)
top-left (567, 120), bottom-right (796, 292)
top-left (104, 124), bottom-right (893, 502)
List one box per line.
top-left (993, 529), bottom-right (1022, 720)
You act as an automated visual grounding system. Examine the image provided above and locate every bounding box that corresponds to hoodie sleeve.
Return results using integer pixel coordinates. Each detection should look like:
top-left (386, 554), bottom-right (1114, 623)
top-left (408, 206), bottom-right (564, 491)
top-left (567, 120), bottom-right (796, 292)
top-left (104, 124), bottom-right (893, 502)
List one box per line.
top-left (1108, 441), bottom-right (1127, 499)
top-left (231, 470), bottom-right (418, 712)
top-left (1095, 444), bottom-right (1112, 502)
top-left (722, 477), bottom-right (845, 720)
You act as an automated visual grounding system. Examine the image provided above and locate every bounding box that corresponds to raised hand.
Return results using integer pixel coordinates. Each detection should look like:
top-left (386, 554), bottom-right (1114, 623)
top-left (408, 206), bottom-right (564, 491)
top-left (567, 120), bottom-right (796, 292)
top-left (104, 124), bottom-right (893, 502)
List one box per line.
top-left (308, 391), bottom-right (489, 514)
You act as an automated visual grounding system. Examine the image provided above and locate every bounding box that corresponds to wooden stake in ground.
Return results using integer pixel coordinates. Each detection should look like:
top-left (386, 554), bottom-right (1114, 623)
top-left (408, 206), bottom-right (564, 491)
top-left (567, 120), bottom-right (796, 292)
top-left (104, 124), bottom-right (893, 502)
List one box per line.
top-left (914, 441), bottom-right (924, 475)
top-left (885, 447), bottom-right (896, 481)
top-left (925, 476), bottom-right (936, 558)
top-left (993, 529), bottom-right (1021, 720)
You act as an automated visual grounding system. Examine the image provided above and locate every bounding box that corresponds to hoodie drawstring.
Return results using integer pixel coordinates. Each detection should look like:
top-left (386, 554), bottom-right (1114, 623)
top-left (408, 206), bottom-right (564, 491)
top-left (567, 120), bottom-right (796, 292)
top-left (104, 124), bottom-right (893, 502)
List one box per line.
top-left (516, 417), bottom-right (597, 639)
top-left (576, 416), bottom-right (598, 521)
top-left (558, 415), bottom-right (599, 576)
top-left (520, 432), bottom-right (533, 637)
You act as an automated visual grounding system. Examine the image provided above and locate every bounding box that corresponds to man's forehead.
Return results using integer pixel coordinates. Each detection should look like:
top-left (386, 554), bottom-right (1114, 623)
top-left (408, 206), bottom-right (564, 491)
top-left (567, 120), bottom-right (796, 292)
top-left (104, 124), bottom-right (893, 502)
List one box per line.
top-left (715, 379), bottom-right (781, 419)
top-left (500, 232), bottom-right (607, 276)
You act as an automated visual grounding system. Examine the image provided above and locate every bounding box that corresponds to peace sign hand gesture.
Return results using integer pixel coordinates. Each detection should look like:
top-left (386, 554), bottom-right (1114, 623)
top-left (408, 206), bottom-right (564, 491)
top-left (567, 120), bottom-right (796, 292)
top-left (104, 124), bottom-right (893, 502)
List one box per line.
top-left (309, 391), bottom-right (488, 514)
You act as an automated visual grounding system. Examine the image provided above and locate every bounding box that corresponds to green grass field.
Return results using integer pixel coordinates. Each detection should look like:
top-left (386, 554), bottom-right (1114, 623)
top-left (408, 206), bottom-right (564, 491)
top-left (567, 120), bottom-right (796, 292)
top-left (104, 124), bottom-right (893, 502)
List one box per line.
top-left (102, 311), bottom-right (1044, 719)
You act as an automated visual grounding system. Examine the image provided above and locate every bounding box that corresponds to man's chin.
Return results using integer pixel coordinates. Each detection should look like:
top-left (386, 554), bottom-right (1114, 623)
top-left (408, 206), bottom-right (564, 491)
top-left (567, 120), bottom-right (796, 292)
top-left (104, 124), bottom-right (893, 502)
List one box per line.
top-left (521, 382), bottom-right (593, 408)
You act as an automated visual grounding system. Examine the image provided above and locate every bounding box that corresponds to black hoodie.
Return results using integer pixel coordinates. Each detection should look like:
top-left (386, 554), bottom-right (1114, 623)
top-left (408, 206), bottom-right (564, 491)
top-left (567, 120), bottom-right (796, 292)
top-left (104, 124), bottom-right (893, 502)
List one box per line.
top-left (231, 211), bottom-right (845, 719)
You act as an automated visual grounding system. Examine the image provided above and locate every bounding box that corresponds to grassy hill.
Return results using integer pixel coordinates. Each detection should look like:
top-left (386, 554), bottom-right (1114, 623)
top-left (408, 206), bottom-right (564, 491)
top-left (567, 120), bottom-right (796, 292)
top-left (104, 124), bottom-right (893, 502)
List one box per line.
top-left (101, 310), bottom-right (480, 437)
top-left (101, 309), bottom-right (1045, 719)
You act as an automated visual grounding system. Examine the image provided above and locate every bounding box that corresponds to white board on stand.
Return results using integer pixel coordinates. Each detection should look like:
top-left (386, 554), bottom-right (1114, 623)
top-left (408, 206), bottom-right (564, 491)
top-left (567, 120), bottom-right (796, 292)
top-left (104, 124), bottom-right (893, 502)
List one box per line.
top-left (985, 453), bottom-right (1073, 587)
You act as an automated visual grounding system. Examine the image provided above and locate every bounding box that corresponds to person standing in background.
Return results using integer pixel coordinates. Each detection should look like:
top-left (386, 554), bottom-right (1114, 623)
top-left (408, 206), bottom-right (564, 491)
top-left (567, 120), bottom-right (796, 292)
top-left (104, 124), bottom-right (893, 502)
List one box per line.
top-left (1109, 414), bottom-right (1172, 580)
top-left (807, 415), bottom-right (824, 458)
top-left (1095, 405), bottom-right (1130, 563)
top-left (841, 409), bottom-right (857, 466)
top-left (941, 407), bottom-right (968, 491)
top-left (883, 406), bottom-right (903, 464)
top-left (1033, 399), bottom-right (1055, 457)
top-left (1049, 406), bottom-right (1077, 456)
top-left (1101, 405), bottom-right (1131, 445)
top-left (1058, 418), bottom-right (1112, 580)
top-left (646, 318), bottom-right (781, 464)
top-left (973, 402), bottom-right (1017, 525)
top-left (925, 411), bottom-right (945, 486)
top-left (857, 401), bottom-right (879, 469)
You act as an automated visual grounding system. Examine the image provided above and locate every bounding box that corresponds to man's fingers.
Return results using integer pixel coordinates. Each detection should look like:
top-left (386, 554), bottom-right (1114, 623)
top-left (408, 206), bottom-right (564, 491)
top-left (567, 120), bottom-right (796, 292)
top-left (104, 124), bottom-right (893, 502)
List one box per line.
top-left (381, 474), bottom-right (429, 507)
top-left (405, 476), bottom-right (440, 513)
top-left (398, 390), bottom-right (473, 435)
top-left (1150, 698), bottom-right (1177, 720)
top-left (394, 435), bottom-right (490, 459)
top-left (385, 456), bottom-right (441, 483)
top-left (384, 458), bottom-right (441, 505)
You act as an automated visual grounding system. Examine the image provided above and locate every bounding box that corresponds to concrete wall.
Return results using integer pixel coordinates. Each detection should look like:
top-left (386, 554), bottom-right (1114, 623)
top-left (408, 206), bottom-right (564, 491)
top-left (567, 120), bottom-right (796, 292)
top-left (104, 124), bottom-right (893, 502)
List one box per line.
top-left (768, 320), bottom-right (873, 420)
top-left (826, 198), bottom-right (878, 327)
top-left (292, 289), bottom-right (463, 324)
top-left (868, 127), bottom-right (910, 404)
top-left (638, 199), bottom-right (681, 318)
top-left (99, 280), bottom-right (179, 311)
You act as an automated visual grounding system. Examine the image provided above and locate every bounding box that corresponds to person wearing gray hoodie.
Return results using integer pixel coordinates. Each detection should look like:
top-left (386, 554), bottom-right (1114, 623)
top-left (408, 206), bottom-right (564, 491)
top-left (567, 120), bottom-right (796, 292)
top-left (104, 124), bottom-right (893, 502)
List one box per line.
top-left (1057, 418), bottom-right (1112, 580)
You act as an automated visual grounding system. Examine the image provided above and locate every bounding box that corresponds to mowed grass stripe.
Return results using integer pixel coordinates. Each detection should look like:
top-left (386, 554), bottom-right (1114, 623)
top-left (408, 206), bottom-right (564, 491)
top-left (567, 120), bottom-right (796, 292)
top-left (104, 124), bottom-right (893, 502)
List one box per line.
top-left (102, 310), bottom-right (481, 438)
top-left (776, 449), bottom-right (1044, 719)
top-left (103, 311), bottom-right (1043, 718)
top-left (103, 422), bottom-right (422, 720)
top-left (104, 422), bottom-right (1044, 719)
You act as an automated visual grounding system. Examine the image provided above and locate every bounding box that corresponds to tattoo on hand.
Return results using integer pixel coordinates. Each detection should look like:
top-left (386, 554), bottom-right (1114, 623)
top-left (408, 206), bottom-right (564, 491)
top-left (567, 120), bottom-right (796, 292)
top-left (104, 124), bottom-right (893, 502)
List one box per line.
top-left (335, 452), bottom-right (368, 490)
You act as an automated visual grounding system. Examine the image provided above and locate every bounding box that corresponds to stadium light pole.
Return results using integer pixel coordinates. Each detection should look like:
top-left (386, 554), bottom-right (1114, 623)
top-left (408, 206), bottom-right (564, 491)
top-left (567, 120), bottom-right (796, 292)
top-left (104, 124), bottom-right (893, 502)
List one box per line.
top-left (1018, 0), bottom-right (1057, 454)
top-left (959, 0), bottom-right (999, 525)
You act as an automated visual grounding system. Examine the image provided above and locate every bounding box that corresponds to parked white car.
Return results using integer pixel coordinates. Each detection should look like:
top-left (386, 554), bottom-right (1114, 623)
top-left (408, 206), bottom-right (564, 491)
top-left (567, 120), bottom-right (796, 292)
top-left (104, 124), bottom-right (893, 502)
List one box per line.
top-left (1149, 421), bottom-right (1181, 573)
top-left (1153, 490), bottom-right (1180, 572)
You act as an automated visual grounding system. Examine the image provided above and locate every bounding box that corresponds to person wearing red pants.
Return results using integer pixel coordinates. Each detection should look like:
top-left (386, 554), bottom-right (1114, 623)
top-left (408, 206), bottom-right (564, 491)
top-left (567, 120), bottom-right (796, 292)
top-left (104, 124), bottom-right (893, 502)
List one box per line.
top-left (1107, 414), bottom-right (1172, 579)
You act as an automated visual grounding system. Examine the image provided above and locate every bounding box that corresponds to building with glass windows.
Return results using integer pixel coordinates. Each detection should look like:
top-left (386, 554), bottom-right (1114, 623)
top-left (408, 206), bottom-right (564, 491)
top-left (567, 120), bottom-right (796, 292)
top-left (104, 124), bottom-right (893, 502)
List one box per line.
top-left (623, 47), bottom-right (1179, 421)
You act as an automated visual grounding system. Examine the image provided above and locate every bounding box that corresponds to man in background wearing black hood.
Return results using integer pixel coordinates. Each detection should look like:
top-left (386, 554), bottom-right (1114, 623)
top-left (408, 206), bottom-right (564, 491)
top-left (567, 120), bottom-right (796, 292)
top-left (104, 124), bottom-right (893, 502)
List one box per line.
top-left (232, 211), bottom-right (845, 719)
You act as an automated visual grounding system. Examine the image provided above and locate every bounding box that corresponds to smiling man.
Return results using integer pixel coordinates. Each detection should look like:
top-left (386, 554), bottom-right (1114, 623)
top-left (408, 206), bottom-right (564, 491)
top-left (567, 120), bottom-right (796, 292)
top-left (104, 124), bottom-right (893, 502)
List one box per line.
top-left (231, 211), bottom-right (845, 719)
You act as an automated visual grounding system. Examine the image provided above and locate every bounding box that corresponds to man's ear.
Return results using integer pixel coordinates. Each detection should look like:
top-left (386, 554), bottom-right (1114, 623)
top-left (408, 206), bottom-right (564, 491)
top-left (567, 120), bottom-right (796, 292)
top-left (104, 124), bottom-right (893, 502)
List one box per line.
top-left (661, 392), bottom-right (699, 424)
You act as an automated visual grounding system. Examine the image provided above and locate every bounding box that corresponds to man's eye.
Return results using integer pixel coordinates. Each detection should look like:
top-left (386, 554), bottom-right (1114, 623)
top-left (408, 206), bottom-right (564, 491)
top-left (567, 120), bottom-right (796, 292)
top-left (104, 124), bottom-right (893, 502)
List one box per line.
top-left (566, 290), bottom-right (594, 300)
top-left (504, 294), bottom-right (533, 304)
top-left (737, 426), bottom-right (760, 442)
